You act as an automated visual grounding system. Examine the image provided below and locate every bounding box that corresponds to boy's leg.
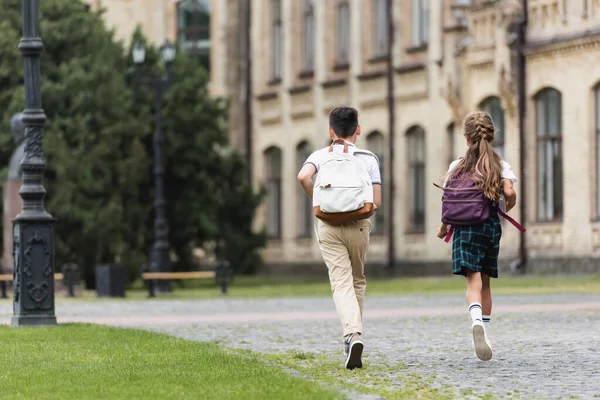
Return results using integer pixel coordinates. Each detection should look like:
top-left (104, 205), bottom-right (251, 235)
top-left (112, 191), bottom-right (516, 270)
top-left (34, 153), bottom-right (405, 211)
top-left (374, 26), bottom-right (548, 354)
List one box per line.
top-left (318, 224), bottom-right (363, 337)
top-left (347, 220), bottom-right (370, 318)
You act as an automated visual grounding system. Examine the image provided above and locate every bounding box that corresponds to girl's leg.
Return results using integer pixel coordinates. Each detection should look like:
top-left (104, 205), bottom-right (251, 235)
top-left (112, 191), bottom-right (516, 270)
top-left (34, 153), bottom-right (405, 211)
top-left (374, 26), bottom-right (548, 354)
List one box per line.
top-left (466, 270), bottom-right (493, 360)
top-left (465, 270), bottom-right (483, 306)
top-left (481, 273), bottom-right (492, 333)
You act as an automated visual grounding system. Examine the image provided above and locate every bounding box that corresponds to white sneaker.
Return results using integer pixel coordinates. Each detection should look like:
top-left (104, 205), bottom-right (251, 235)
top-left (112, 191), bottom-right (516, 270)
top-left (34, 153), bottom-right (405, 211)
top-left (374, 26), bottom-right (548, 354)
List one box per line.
top-left (472, 320), bottom-right (493, 361)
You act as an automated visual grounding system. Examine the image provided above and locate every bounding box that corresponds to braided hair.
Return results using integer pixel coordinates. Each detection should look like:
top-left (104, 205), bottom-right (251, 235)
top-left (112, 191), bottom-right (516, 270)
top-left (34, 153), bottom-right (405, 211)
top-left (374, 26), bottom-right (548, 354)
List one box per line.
top-left (447, 111), bottom-right (503, 200)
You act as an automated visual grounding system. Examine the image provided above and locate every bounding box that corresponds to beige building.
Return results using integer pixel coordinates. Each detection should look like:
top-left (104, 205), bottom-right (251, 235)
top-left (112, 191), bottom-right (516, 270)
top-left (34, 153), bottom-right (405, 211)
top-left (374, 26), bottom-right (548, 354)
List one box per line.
top-left (208, 0), bottom-right (600, 274)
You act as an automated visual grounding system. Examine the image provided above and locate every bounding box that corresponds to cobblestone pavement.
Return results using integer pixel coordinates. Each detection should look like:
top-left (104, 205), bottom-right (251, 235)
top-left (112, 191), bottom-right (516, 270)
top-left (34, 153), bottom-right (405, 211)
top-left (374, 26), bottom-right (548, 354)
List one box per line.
top-left (2, 294), bottom-right (600, 399)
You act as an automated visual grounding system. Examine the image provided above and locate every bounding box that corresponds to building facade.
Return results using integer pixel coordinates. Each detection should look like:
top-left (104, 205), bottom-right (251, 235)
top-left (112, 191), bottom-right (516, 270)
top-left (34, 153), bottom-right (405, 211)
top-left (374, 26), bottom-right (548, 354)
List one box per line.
top-left (82, 0), bottom-right (216, 87)
top-left (209, 0), bottom-right (600, 274)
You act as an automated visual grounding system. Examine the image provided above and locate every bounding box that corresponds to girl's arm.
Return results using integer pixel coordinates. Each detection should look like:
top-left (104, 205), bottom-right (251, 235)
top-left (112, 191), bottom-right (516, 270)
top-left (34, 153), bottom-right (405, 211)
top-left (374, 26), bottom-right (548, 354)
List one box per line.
top-left (503, 179), bottom-right (517, 212)
top-left (436, 222), bottom-right (449, 239)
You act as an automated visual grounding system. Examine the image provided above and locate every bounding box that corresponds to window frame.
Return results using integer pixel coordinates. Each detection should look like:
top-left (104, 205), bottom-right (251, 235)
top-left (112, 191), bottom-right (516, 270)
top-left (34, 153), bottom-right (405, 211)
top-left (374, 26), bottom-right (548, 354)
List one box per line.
top-left (406, 126), bottom-right (426, 233)
top-left (264, 147), bottom-right (283, 239)
top-left (479, 96), bottom-right (506, 160)
top-left (372, 0), bottom-right (389, 58)
top-left (447, 122), bottom-right (455, 166)
top-left (302, 0), bottom-right (315, 73)
top-left (367, 131), bottom-right (385, 236)
top-left (176, 0), bottom-right (211, 66)
top-left (335, 0), bottom-right (351, 66)
top-left (296, 141), bottom-right (313, 238)
top-left (410, 0), bottom-right (429, 47)
top-left (271, 0), bottom-right (283, 82)
top-left (535, 88), bottom-right (563, 222)
top-left (596, 85), bottom-right (600, 218)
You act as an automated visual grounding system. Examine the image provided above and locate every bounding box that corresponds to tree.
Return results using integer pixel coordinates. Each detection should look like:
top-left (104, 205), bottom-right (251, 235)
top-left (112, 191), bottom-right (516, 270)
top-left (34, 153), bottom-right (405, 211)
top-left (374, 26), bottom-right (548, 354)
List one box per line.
top-left (129, 33), bottom-right (266, 274)
top-left (0, 0), bottom-right (265, 287)
top-left (0, 0), bottom-right (151, 287)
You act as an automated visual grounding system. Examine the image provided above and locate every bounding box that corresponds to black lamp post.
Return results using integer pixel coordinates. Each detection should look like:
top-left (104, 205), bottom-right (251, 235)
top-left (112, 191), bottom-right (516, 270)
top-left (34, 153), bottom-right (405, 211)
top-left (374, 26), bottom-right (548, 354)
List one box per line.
top-left (131, 40), bottom-right (176, 293)
top-left (12, 0), bottom-right (57, 326)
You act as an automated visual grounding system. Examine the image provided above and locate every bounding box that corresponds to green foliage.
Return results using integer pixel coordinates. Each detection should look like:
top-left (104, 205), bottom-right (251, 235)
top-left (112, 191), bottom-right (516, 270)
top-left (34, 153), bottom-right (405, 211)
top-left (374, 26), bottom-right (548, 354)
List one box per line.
top-left (0, 0), bottom-right (264, 286)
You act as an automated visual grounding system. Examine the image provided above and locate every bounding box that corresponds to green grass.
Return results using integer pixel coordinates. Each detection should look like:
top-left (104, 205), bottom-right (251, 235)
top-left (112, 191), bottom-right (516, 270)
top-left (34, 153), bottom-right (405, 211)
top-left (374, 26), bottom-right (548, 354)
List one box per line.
top-left (259, 351), bottom-right (459, 400)
top-left (0, 324), bottom-right (341, 400)
top-left (61, 274), bottom-right (600, 302)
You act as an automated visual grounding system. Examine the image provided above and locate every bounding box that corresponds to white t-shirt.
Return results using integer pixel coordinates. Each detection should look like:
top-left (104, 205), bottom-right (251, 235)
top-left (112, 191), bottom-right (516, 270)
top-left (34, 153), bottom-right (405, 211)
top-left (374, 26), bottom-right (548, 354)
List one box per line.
top-left (446, 159), bottom-right (518, 184)
top-left (303, 142), bottom-right (381, 185)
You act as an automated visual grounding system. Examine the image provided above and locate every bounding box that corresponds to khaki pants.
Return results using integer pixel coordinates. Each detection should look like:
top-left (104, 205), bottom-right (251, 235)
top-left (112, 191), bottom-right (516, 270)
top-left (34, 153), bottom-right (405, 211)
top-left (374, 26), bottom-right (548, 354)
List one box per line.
top-left (317, 219), bottom-right (371, 337)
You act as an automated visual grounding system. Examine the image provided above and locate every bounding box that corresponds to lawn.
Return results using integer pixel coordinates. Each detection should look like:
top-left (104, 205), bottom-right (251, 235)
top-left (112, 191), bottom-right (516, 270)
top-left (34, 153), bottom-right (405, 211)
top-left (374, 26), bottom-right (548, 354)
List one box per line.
top-left (61, 274), bottom-right (600, 301)
top-left (0, 324), bottom-right (341, 400)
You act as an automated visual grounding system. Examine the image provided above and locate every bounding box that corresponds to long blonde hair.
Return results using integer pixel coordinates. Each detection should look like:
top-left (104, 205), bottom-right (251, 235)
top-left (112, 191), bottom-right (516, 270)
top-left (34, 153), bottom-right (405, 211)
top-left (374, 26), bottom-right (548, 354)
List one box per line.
top-left (447, 111), bottom-right (503, 200)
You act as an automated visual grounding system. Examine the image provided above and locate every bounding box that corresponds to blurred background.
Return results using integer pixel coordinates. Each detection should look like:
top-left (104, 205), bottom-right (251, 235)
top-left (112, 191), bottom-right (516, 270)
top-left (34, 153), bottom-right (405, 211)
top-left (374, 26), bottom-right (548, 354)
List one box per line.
top-left (1, 0), bottom-right (598, 296)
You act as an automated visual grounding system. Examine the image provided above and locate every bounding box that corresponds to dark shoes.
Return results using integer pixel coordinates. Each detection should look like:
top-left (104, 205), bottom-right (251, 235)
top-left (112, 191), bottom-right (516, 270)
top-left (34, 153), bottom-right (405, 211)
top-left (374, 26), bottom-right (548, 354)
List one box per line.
top-left (343, 333), bottom-right (364, 370)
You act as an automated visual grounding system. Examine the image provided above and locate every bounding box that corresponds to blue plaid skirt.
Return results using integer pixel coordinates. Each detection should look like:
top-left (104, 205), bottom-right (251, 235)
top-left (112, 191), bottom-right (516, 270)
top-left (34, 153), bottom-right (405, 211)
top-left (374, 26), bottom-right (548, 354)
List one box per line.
top-left (452, 214), bottom-right (502, 278)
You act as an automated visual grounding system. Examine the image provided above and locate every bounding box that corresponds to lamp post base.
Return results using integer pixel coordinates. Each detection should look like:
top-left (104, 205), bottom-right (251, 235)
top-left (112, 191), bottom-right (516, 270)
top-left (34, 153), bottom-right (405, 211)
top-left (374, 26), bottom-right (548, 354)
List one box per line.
top-left (12, 220), bottom-right (57, 327)
top-left (12, 315), bottom-right (56, 327)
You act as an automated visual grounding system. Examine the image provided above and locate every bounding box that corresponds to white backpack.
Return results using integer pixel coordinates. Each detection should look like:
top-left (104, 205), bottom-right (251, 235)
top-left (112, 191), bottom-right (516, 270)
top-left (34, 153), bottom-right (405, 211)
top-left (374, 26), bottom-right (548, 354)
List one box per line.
top-left (313, 140), bottom-right (377, 213)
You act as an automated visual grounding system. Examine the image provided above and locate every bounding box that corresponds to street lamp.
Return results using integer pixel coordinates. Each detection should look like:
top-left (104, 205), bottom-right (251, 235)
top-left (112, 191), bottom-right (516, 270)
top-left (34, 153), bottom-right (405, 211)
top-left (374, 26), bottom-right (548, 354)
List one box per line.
top-left (12, 0), bottom-right (57, 326)
top-left (131, 39), bottom-right (176, 294)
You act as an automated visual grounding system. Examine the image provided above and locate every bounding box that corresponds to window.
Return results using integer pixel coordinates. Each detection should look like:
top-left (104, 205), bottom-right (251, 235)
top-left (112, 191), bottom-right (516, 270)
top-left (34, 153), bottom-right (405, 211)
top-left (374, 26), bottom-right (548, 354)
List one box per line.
top-left (264, 147), bottom-right (283, 238)
top-left (336, 1), bottom-right (351, 65)
top-left (296, 141), bottom-right (313, 237)
top-left (480, 96), bottom-right (506, 159)
top-left (411, 0), bottom-right (429, 47)
top-left (271, 0), bottom-right (283, 81)
top-left (177, 0), bottom-right (211, 71)
top-left (535, 88), bottom-right (563, 221)
top-left (594, 85), bottom-right (600, 218)
top-left (373, 0), bottom-right (388, 57)
top-left (367, 132), bottom-right (385, 235)
top-left (407, 126), bottom-right (426, 232)
top-left (303, 0), bottom-right (315, 72)
top-left (447, 122), bottom-right (456, 166)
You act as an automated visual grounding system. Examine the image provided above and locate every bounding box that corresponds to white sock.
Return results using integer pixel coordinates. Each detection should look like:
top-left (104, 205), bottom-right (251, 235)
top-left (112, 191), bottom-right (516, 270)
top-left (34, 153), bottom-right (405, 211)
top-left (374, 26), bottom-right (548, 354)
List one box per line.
top-left (468, 303), bottom-right (483, 323)
top-left (482, 315), bottom-right (491, 333)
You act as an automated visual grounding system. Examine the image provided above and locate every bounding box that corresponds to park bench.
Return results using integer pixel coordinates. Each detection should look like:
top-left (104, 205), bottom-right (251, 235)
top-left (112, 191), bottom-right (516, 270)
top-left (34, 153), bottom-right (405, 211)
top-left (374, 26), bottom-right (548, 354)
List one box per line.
top-left (141, 260), bottom-right (233, 298)
top-left (0, 264), bottom-right (81, 299)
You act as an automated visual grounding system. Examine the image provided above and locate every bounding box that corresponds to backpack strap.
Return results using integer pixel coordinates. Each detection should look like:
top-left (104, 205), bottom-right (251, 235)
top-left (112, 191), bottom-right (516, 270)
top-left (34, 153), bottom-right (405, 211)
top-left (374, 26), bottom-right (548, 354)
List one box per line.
top-left (497, 209), bottom-right (526, 232)
top-left (352, 149), bottom-right (380, 167)
top-left (329, 139), bottom-right (349, 153)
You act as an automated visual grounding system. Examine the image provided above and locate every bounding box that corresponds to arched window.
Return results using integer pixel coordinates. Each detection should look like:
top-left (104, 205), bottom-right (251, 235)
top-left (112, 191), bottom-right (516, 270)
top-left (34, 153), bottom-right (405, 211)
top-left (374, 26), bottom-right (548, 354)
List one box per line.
top-left (177, 0), bottom-right (211, 71)
top-left (296, 141), bottom-right (313, 237)
top-left (479, 96), bottom-right (505, 159)
top-left (367, 132), bottom-right (385, 235)
top-left (535, 88), bottom-right (563, 221)
top-left (407, 126), bottom-right (426, 232)
top-left (264, 146), bottom-right (283, 238)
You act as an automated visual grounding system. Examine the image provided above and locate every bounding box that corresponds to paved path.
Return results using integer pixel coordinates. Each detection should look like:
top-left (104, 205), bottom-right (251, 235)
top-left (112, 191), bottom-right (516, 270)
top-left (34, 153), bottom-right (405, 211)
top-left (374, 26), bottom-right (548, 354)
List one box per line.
top-left (2, 294), bottom-right (600, 399)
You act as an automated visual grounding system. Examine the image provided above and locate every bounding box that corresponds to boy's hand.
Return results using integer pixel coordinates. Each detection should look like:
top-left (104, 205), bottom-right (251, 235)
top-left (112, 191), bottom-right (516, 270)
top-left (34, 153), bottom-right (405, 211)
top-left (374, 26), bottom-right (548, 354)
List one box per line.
top-left (436, 224), bottom-right (448, 239)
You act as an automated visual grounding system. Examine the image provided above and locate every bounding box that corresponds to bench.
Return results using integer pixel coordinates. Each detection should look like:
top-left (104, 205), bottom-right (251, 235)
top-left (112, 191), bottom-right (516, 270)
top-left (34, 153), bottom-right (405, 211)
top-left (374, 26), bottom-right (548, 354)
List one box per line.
top-left (141, 261), bottom-right (232, 298)
top-left (0, 273), bottom-right (65, 299)
top-left (0, 263), bottom-right (81, 299)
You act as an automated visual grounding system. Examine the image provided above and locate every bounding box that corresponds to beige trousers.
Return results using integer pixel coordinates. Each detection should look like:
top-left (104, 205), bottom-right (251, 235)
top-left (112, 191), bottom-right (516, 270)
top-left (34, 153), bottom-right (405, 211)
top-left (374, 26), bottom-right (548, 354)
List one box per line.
top-left (317, 219), bottom-right (371, 337)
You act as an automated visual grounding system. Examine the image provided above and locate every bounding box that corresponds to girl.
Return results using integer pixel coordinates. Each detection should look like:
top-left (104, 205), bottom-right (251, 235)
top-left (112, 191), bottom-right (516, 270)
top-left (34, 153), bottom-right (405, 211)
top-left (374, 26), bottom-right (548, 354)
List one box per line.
top-left (437, 111), bottom-right (518, 361)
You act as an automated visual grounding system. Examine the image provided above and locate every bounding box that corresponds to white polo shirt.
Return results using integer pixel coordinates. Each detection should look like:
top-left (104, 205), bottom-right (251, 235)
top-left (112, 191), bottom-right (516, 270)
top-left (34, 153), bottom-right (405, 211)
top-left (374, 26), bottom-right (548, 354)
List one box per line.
top-left (303, 141), bottom-right (381, 185)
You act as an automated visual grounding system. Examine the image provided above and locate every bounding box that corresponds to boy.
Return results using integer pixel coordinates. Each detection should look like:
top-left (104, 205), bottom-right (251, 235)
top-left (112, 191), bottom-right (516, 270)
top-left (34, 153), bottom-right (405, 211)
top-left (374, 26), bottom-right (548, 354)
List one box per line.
top-left (297, 107), bottom-right (382, 369)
